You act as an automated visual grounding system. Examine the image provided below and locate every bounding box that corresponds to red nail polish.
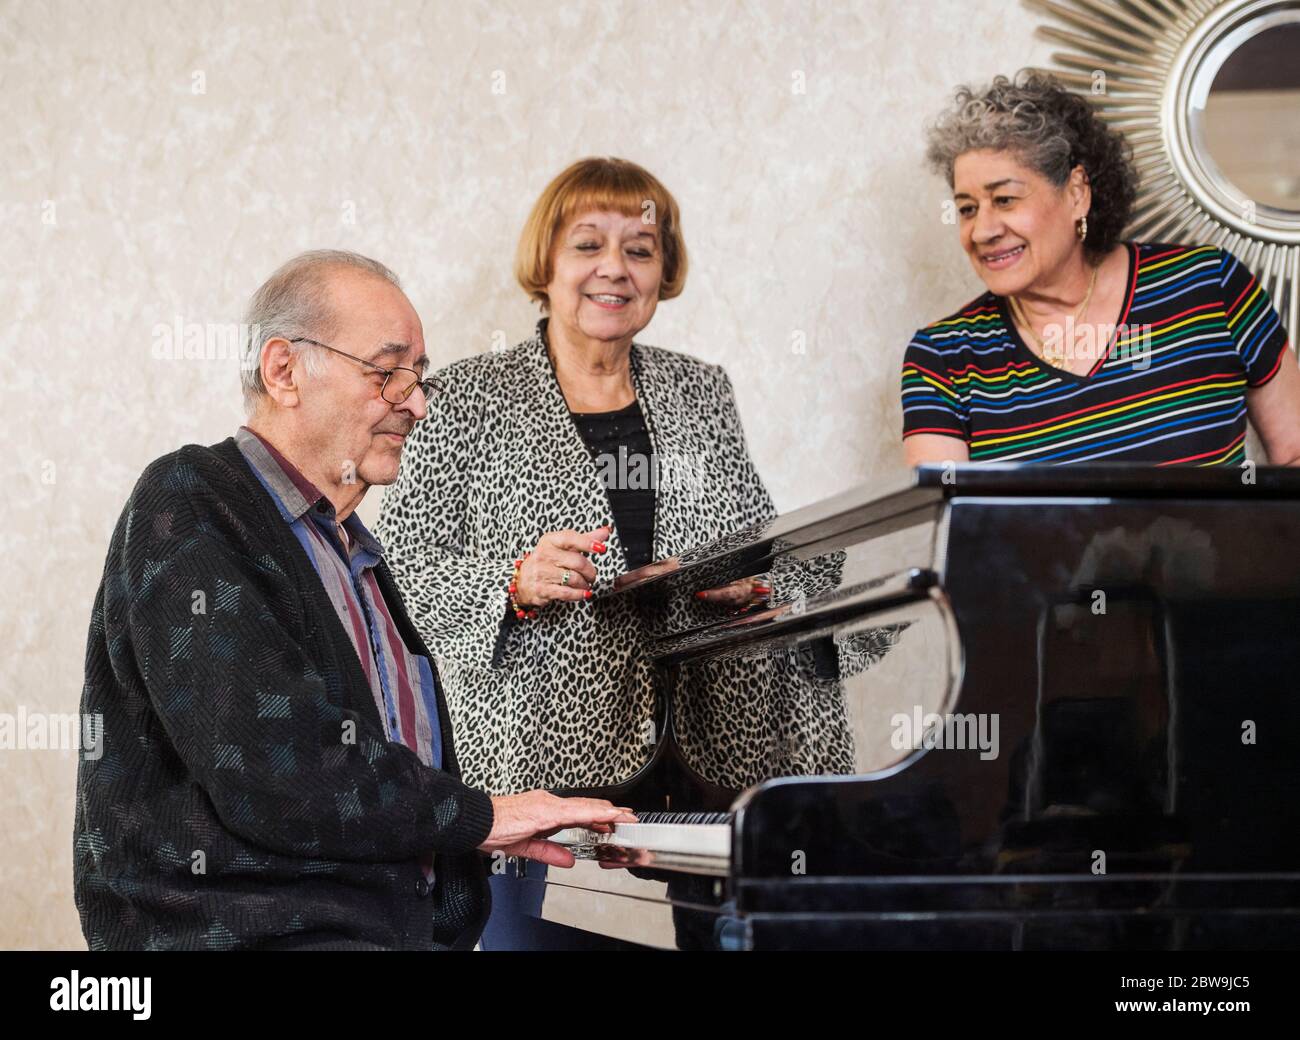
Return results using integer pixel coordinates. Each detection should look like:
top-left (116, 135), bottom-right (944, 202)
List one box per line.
top-left (584, 589), bottom-right (593, 600)
top-left (694, 591), bottom-right (706, 599)
top-left (592, 542), bottom-right (607, 554)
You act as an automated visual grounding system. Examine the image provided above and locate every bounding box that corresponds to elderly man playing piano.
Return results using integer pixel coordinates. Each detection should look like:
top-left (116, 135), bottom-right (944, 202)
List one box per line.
top-left (74, 249), bottom-right (634, 950)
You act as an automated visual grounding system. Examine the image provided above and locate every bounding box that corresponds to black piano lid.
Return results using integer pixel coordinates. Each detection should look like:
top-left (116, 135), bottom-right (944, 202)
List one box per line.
top-left (610, 462), bottom-right (1300, 596)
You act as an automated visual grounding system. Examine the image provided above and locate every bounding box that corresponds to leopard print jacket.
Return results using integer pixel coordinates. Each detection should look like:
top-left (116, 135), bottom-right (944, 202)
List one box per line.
top-left (376, 320), bottom-right (888, 795)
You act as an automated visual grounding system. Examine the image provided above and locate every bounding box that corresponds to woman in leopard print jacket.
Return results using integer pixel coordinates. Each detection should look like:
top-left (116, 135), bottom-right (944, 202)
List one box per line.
top-left (374, 157), bottom-right (798, 801)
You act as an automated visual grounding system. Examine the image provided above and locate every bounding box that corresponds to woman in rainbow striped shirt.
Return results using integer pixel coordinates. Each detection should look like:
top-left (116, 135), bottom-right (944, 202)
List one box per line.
top-left (902, 71), bottom-right (1300, 468)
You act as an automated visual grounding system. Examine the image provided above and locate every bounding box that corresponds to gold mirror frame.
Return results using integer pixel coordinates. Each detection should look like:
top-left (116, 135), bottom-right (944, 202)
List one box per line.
top-left (1030, 0), bottom-right (1300, 342)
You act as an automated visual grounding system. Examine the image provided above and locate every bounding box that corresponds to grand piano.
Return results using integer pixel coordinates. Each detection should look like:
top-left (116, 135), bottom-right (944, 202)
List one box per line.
top-left (524, 464), bottom-right (1300, 950)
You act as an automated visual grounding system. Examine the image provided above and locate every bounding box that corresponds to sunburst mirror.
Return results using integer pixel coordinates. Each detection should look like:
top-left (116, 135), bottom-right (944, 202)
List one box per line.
top-left (1030, 0), bottom-right (1300, 343)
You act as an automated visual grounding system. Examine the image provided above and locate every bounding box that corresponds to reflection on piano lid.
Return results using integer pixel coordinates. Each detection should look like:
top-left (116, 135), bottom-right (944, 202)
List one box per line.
top-left (531, 465), bottom-right (1300, 950)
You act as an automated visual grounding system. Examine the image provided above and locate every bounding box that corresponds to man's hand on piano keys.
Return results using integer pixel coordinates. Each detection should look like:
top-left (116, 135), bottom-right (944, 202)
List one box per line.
top-left (477, 791), bottom-right (638, 867)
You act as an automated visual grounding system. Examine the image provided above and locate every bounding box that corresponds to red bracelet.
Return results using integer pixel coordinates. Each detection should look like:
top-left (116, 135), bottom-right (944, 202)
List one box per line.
top-left (508, 552), bottom-right (539, 620)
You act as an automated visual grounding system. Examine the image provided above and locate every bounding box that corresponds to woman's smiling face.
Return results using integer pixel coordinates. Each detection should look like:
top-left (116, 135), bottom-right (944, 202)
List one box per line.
top-left (952, 148), bottom-right (1090, 296)
top-left (545, 209), bottom-right (663, 343)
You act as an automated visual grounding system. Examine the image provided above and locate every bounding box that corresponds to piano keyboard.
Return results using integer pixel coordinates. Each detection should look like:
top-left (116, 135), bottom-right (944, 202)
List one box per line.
top-left (552, 811), bottom-right (734, 859)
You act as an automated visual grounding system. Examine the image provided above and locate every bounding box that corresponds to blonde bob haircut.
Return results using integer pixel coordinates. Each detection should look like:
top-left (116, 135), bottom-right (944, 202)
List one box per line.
top-left (515, 156), bottom-right (688, 309)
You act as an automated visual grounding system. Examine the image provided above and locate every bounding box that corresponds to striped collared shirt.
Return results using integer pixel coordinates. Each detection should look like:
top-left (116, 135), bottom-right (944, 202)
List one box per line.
top-left (235, 426), bottom-right (444, 773)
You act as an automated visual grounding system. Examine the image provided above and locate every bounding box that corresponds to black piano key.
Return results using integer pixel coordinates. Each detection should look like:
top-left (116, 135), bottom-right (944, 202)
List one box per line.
top-left (629, 811), bottom-right (734, 825)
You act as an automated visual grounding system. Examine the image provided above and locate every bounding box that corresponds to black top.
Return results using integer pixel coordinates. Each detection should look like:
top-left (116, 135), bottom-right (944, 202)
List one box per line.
top-left (570, 399), bottom-right (657, 569)
top-left (74, 437), bottom-right (493, 950)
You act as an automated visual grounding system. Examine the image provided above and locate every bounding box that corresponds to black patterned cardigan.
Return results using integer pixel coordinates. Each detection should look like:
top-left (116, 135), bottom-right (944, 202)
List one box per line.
top-left (74, 438), bottom-right (494, 950)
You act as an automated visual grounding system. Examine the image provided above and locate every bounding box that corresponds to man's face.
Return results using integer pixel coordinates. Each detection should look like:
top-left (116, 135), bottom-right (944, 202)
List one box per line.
top-left (296, 271), bottom-right (428, 491)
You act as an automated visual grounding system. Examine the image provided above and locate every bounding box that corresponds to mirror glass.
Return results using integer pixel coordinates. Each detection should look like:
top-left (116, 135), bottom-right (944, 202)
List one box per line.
top-left (1201, 20), bottom-right (1300, 213)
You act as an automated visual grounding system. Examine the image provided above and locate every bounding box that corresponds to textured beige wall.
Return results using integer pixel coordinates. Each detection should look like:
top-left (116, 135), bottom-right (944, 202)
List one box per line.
top-left (0, 0), bottom-right (1051, 948)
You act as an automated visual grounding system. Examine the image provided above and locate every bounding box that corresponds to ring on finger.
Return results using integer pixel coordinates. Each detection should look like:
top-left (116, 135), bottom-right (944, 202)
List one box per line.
top-left (560, 568), bottom-right (571, 586)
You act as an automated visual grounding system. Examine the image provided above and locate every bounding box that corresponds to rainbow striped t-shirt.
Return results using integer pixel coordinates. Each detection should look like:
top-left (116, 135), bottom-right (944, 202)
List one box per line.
top-left (900, 242), bottom-right (1290, 465)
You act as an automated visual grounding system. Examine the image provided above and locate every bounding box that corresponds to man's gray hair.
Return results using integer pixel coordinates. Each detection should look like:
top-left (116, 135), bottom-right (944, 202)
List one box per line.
top-left (241, 250), bottom-right (402, 414)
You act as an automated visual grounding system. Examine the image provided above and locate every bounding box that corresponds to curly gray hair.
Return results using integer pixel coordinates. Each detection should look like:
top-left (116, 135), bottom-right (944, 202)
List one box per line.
top-left (240, 250), bottom-right (402, 415)
top-left (924, 70), bottom-right (1138, 262)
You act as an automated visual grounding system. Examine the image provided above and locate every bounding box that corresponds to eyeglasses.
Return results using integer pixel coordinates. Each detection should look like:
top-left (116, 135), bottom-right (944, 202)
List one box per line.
top-left (289, 337), bottom-right (446, 404)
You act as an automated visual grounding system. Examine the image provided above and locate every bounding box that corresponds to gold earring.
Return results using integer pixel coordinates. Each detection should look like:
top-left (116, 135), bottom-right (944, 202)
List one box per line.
top-left (1076, 215), bottom-right (1088, 241)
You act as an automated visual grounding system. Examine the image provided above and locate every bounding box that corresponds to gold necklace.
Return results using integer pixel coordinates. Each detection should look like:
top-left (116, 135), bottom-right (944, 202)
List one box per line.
top-left (1010, 264), bottom-right (1099, 368)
